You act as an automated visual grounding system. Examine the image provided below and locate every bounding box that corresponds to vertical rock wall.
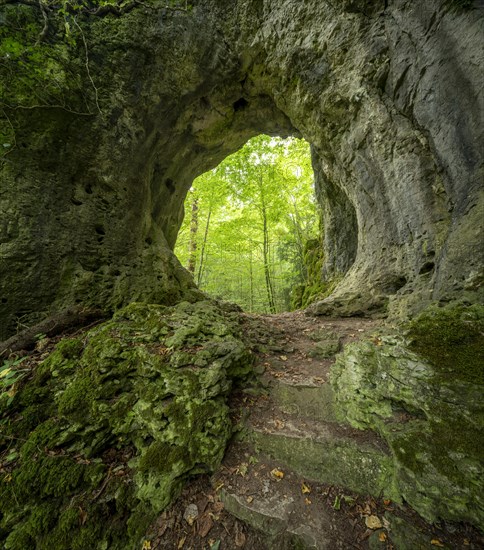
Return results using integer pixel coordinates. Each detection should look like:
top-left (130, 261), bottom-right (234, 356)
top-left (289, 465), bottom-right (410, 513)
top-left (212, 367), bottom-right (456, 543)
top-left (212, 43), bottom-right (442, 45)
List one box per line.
top-left (1, 0), bottom-right (482, 338)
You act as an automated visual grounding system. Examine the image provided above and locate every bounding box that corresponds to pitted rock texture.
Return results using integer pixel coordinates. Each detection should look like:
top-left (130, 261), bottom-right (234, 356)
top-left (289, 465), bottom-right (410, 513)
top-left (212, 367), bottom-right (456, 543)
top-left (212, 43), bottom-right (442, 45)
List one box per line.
top-left (1, 0), bottom-right (483, 337)
top-left (0, 300), bottom-right (254, 549)
top-left (331, 304), bottom-right (484, 526)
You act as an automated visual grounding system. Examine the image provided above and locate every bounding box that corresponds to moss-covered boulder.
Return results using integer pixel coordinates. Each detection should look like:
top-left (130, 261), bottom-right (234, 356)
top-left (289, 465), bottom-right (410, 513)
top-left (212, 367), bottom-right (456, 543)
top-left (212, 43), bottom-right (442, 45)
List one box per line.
top-left (330, 304), bottom-right (484, 527)
top-left (0, 300), bottom-right (253, 549)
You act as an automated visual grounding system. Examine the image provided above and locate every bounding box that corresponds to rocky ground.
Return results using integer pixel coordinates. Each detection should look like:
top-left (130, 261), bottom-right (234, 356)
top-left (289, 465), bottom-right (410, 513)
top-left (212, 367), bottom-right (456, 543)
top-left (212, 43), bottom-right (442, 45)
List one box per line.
top-left (1, 309), bottom-right (482, 549)
top-left (144, 311), bottom-right (483, 550)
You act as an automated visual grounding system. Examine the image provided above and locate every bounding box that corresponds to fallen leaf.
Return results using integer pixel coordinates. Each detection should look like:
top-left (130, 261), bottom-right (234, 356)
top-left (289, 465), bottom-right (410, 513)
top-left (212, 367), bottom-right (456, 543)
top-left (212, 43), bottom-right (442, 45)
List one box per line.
top-left (197, 513), bottom-right (214, 538)
top-left (379, 532), bottom-right (387, 542)
top-left (196, 496), bottom-right (210, 514)
top-left (279, 355), bottom-right (288, 361)
top-left (304, 498), bottom-right (312, 505)
top-left (301, 482), bottom-right (311, 494)
top-left (209, 540), bottom-right (221, 550)
top-left (79, 507), bottom-right (88, 526)
top-left (365, 515), bottom-right (383, 530)
top-left (212, 501), bottom-right (224, 514)
top-left (274, 419), bottom-right (285, 430)
top-left (246, 496), bottom-right (254, 504)
top-left (142, 541), bottom-right (151, 550)
top-left (177, 536), bottom-right (186, 549)
top-left (463, 539), bottom-right (470, 546)
top-left (270, 468), bottom-right (284, 480)
top-left (431, 540), bottom-right (444, 547)
top-left (333, 495), bottom-right (341, 510)
top-left (237, 463), bottom-right (248, 477)
top-left (383, 499), bottom-right (392, 506)
top-left (235, 526), bottom-right (246, 547)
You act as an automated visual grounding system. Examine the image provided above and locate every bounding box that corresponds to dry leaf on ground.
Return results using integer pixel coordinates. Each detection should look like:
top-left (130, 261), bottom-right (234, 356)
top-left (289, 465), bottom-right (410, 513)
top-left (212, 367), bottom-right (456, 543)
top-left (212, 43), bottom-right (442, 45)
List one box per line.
top-left (365, 515), bottom-right (383, 530)
top-left (301, 482), bottom-right (311, 494)
top-left (197, 512), bottom-right (214, 538)
top-left (270, 468), bottom-right (284, 480)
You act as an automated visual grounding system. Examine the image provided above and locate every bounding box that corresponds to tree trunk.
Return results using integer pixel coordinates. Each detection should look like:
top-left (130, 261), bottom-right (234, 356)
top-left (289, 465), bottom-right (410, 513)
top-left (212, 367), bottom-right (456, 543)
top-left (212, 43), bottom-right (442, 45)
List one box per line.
top-left (262, 207), bottom-right (276, 313)
top-left (187, 196), bottom-right (199, 274)
top-left (196, 205), bottom-right (211, 285)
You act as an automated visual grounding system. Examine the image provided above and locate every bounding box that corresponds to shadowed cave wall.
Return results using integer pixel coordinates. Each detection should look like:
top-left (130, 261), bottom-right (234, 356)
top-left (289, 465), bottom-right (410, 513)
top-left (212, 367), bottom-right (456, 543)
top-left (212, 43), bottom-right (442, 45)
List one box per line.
top-left (0, 0), bottom-right (483, 339)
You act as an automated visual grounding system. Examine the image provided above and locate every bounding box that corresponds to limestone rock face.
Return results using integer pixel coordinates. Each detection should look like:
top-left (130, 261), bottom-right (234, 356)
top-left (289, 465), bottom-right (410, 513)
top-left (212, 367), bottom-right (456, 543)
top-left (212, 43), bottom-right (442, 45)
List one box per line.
top-left (1, 0), bottom-right (483, 336)
top-left (331, 304), bottom-right (484, 526)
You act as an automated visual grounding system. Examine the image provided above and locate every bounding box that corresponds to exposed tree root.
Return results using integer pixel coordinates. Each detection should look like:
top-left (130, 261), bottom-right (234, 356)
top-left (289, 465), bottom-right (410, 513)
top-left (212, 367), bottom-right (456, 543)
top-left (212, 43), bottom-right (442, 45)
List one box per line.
top-left (0, 307), bottom-right (105, 357)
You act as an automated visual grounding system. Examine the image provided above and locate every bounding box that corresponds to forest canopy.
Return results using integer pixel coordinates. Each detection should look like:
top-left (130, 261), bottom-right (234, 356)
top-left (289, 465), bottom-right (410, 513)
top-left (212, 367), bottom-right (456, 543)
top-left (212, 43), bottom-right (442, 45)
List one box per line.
top-left (175, 135), bottom-right (323, 313)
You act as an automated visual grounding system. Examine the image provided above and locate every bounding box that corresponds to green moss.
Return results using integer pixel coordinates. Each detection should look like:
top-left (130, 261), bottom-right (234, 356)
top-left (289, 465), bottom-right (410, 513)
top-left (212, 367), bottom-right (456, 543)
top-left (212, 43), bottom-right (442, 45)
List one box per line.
top-left (3, 527), bottom-right (33, 550)
top-left (138, 441), bottom-right (186, 474)
top-left (1, 301), bottom-right (253, 548)
top-left (126, 502), bottom-right (157, 544)
top-left (331, 311), bottom-right (484, 526)
top-left (55, 338), bottom-right (84, 359)
top-left (406, 304), bottom-right (484, 384)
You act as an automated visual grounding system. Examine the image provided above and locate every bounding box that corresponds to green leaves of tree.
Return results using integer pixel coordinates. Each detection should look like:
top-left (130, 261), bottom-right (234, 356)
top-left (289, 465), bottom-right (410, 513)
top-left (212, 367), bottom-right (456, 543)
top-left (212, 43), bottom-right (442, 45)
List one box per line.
top-left (175, 135), bottom-right (320, 313)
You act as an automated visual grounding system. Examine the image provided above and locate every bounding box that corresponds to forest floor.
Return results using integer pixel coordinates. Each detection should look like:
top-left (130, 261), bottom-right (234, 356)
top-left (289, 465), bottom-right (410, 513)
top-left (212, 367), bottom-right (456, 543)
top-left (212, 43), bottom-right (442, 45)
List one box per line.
top-left (146, 311), bottom-right (483, 550)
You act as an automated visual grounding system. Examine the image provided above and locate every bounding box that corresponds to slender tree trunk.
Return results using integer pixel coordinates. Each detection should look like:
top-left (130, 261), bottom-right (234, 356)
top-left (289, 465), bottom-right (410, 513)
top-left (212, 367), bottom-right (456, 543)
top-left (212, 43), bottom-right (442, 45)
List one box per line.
top-left (262, 207), bottom-right (276, 313)
top-left (187, 197), bottom-right (199, 274)
top-left (291, 199), bottom-right (308, 282)
top-left (196, 205), bottom-right (212, 285)
top-left (249, 248), bottom-right (254, 311)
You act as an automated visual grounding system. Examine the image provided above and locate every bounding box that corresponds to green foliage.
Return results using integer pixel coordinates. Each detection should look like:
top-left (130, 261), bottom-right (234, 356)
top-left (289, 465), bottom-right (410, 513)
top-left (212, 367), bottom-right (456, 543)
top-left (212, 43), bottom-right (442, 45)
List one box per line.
top-left (0, 5), bottom-right (83, 111)
top-left (176, 135), bottom-right (322, 313)
top-left (0, 357), bottom-right (28, 407)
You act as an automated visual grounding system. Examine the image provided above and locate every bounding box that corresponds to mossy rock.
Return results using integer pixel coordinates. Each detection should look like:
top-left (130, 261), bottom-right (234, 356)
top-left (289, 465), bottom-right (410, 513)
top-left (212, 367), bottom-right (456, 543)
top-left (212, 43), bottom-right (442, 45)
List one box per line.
top-left (330, 303), bottom-right (484, 527)
top-left (405, 303), bottom-right (484, 385)
top-left (0, 300), bottom-right (254, 549)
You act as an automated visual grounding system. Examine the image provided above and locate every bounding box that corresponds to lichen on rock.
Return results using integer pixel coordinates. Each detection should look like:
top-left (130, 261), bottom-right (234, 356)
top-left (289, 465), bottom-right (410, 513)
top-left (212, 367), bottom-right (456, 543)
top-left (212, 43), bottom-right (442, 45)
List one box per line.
top-left (330, 304), bottom-right (484, 526)
top-left (0, 300), bottom-right (253, 549)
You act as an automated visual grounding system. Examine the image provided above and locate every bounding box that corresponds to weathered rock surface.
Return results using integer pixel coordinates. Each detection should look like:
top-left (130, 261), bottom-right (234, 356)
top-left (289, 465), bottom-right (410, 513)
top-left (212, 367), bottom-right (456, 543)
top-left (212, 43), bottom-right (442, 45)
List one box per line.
top-left (331, 304), bottom-right (484, 526)
top-left (0, 300), bottom-right (253, 549)
top-left (1, 0), bottom-right (483, 338)
top-left (214, 308), bottom-right (484, 547)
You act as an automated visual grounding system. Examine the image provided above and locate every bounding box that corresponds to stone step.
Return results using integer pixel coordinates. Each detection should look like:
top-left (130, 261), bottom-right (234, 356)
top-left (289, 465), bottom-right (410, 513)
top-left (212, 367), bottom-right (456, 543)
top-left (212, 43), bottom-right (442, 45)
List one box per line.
top-left (215, 444), bottom-right (345, 549)
top-left (246, 413), bottom-right (395, 498)
top-left (268, 377), bottom-right (337, 423)
top-left (220, 487), bottom-right (332, 550)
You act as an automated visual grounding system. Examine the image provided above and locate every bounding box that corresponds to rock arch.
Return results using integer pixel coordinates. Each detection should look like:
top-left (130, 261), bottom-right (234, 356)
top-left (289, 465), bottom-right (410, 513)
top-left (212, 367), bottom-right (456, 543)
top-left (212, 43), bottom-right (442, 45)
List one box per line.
top-left (1, 0), bottom-right (483, 339)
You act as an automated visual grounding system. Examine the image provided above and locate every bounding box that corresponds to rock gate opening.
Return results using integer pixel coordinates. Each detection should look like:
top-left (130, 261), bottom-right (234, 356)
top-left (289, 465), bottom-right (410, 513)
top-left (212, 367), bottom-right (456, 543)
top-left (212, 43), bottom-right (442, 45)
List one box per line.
top-left (174, 135), bottom-right (335, 314)
top-left (0, 0), bottom-right (482, 339)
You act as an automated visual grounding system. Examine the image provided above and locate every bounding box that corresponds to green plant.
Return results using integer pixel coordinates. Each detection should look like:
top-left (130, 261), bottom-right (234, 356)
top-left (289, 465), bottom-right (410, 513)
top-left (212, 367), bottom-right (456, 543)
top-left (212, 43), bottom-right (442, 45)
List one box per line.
top-left (0, 357), bottom-right (28, 406)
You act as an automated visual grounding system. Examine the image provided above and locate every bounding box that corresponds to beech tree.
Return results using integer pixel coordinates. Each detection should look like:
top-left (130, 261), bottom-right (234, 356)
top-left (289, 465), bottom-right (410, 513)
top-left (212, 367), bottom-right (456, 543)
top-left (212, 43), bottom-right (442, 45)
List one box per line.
top-left (175, 135), bottom-right (319, 312)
